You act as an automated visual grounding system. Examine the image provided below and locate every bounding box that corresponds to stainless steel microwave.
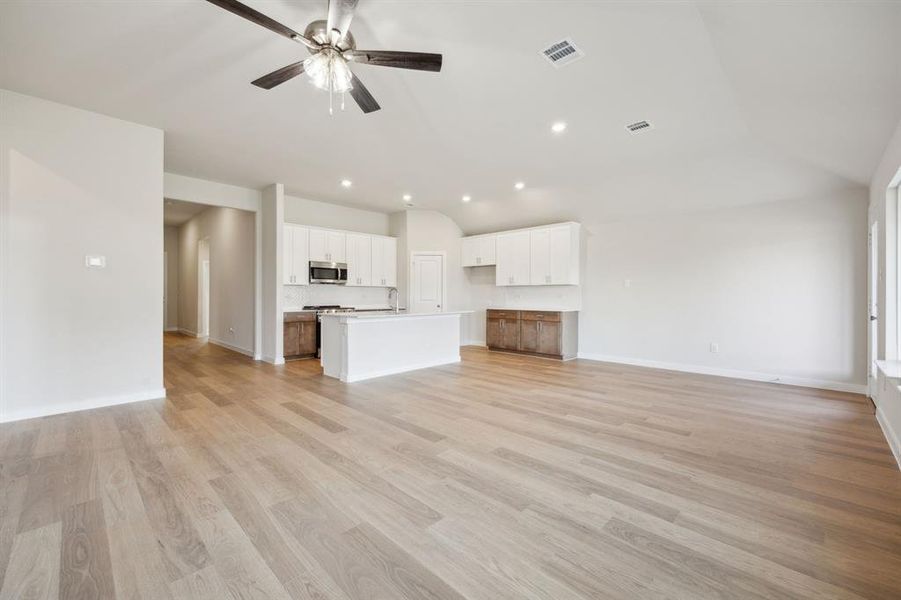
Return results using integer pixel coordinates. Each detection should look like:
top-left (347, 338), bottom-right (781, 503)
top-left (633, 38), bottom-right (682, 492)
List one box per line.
top-left (309, 261), bottom-right (348, 285)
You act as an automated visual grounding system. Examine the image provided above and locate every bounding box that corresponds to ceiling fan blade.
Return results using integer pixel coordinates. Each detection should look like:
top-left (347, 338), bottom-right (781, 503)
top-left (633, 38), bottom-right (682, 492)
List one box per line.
top-left (349, 73), bottom-right (380, 114)
top-left (327, 0), bottom-right (359, 45)
top-left (205, 0), bottom-right (319, 49)
top-left (349, 50), bottom-right (442, 72)
top-left (251, 61), bottom-right (305, 89)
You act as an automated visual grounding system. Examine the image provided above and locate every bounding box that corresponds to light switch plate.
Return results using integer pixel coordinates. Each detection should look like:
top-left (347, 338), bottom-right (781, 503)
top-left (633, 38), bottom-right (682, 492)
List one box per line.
top-left (85, 255), bottom-right (106, 268)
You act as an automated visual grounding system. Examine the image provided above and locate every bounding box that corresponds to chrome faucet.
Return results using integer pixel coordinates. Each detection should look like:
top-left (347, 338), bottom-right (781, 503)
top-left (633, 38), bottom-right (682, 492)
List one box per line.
top-left (388, 287), bottom-right (399, 314)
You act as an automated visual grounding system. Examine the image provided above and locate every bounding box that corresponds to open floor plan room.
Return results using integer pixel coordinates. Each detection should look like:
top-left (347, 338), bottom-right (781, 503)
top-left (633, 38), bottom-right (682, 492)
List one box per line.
top-left (2, 0), bottom-right (901, 599)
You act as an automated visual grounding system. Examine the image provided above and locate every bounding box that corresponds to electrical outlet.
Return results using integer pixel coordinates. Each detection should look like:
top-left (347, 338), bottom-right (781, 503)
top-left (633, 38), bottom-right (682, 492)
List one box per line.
top-left (709, 342), bottom-right (719, 354)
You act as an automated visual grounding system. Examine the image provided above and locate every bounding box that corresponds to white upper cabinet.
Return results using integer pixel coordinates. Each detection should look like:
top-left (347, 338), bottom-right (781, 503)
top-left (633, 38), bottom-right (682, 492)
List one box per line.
top-left (530, 223), bottom-right (580, 285)
top-left (309, 228), bottom-right (346, 263)
top-left (283, 224), bottom-right (309, 285)
top-left (345, 233), bottom-right (372, 286)
top-left (371, 235), bottom-right (397, 287)
top-left (495, 230), bottom-right (531, 286)
top-left (462, 234), bottom-right (497, 267)
top-left (483, 222), bottom-right (579, 287)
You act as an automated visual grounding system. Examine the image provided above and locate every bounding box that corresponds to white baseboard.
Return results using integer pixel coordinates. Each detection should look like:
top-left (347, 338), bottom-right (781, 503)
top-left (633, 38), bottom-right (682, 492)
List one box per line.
top-left (208, 337), bottom-right (254, 357)
top-left (178, 328), bottom-right (205, 338)
top-left (262, 354), bottom-right (285, 365)
top-left (343, 356), bottom-right (461, 383)
top-left (164, 327), bottom-right (179, 332)
top-left (0, 387), bottom-right (167, 424)
top-left (576, 352), bottom-right (867, 395)
top-left (462, 341), bottom-right (487, 348)
top-left (876, 405), bottom-right (901, 470)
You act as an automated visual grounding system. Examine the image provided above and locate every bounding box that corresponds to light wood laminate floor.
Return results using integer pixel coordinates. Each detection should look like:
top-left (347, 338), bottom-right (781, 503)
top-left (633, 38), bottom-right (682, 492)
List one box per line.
top-left (2, 333), bottom-right (901, 600)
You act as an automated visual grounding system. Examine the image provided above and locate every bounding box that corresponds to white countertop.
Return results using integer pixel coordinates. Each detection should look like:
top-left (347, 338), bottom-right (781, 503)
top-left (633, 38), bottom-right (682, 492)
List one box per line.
top-left (320, 310), bottom-right (472, 320)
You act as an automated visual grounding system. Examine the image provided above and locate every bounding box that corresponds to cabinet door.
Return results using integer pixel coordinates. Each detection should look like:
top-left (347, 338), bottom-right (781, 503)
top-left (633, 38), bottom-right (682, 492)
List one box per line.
top-left (327, 231), bottom-right (346, 263)
top-left (536, 320), bottom-right (561, 355)
top-left (371, 236), bottom-right (385, 286)
top-left (382, 237), bottom-right (397, 287)
top-left (309, 229), bottom-right (328, 262)
top-left (549, 225), bottom-right (576, 285)
top-left (496, 231), bottom-right (530, 286)
top-left (519, 320), bottom-right (539, 352)
top-left (529, 229), bottom-right (550, 285)
top-left (479, 235), bottom-right (497, 265)
top-left (486, 318), bottom-right (502, 349)
top-left (501, 318), bottom-right (520, 349)
top-left (282, 225), bottom-right (295, 285)
top-left (345, 233), bottom-right (372, 286)
top-left (298, 321), bottom-right (317, 356)
top-left (284, 322), bottom-right (301, 357)
top-left (291, 226), bottom-right (309, 284)
top-left (462, 237), bottom-right (479, 267)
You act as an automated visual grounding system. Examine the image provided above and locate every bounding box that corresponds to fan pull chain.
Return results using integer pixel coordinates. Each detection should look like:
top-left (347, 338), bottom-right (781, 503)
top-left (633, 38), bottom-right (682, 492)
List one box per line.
top-left (328, 59), bottom-right (334, 116)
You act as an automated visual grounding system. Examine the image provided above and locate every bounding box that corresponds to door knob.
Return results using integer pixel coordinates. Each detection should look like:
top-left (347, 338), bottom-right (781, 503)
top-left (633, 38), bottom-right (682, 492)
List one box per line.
top-left (870, 315), bottom-right (878, 321)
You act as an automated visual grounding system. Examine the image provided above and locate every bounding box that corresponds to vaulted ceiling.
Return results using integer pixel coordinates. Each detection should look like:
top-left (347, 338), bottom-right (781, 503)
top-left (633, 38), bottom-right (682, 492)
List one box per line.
top-left (2, 1), bottom-right (900, 233)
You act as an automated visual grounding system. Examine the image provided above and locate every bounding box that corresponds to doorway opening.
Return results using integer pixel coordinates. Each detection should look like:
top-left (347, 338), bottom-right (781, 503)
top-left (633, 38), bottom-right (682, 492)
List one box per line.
top-left (410, 252), bottom-right (446, 314)
top-left (198, 238), bottom-right (210, 338)
top-left (870, 220), bottom-right (879, 398)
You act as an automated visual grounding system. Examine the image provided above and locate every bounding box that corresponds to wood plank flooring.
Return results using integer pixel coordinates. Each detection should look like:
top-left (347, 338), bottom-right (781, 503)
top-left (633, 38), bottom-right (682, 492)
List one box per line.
top-left (2, 332), bottom-right (901, 599)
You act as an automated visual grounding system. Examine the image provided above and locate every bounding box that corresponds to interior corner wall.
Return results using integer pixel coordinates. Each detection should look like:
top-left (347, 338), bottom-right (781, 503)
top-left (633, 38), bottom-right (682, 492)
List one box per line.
top-left (579, 191), bottom-right (868, 391)
top-left (176, 206), bottom-right (255, 354)
top-left (164, 225), bottom-right (179, 331)
top-left (0, 89), bottom-right (164, 423)
top-left (261, 183), bottom-right (284, 364)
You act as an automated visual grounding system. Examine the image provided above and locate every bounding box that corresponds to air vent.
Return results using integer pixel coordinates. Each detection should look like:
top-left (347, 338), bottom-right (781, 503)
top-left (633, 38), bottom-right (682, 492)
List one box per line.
top-left (541, 39), bottom-right (584, 68)
top-left (626, 120), bottom-right (652, 134)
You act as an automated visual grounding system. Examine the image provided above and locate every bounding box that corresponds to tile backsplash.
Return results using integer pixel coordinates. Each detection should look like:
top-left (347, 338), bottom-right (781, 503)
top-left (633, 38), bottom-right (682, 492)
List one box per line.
top-left (284, 285), bottom-right (392, 310)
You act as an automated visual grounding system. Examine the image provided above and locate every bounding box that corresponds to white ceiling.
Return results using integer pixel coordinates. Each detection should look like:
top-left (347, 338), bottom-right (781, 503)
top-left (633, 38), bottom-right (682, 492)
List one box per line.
top-left (164, 199), bottom-right (209, 227)
top-left (2, 1), bottom-right (900, 233)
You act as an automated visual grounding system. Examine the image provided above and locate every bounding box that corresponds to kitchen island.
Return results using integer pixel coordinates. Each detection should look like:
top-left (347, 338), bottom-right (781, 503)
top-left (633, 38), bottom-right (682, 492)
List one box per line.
top-left (320, 311), bottom-right (470, 382)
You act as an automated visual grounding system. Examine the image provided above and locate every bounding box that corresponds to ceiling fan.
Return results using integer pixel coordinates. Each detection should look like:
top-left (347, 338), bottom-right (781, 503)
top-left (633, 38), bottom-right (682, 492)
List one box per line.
top-left (205, 0), bottom-right (443, 114)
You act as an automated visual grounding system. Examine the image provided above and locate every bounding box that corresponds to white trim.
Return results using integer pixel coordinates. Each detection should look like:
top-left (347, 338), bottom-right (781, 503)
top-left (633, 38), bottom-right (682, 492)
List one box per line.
top-left (164, 327), bottom-right (179, 332)
top-left (178, 328), bottom-right (204, 338)
top-left (463, 341), bottom-right (487, 347)
top-left (208, 337), bottom-right (254, 357)
top-left (342, 355), bottom-right (460, 383)
top-left (876, 404), bottom-right (901, 470)
top-left (576, 352), bottom-right (867, 395)
top-left (0, 388), bottom-right (167, 424)
top-left (262, 354), bottom-right (285, 365)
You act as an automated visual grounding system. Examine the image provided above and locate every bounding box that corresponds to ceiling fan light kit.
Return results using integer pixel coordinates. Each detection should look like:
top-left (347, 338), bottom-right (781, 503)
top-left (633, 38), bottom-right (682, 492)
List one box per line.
top-left (206, 0), bottom-right (443, 115)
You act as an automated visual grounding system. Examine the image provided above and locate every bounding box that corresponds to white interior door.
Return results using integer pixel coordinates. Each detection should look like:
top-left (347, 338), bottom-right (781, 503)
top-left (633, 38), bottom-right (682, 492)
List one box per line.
top-left (411, 254), bottom-right (444, 313)
top-left (869, 220), bottom-right (879, 397)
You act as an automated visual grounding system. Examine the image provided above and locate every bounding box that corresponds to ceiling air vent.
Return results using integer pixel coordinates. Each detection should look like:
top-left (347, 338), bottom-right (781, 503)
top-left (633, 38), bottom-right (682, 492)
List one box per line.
top-left (626, 120), bottom-right (652, 134)
top-left (541, 39), bottom-right (584, 68)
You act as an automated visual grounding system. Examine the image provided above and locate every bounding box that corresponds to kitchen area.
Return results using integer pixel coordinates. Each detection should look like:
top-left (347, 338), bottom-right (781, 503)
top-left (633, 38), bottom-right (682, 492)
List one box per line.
top-left (282, 212), bottom-right (582, 381)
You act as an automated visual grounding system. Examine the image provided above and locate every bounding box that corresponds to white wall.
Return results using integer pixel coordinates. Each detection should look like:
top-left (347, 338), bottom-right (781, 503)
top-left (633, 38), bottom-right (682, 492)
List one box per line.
top-left (0, 89), bottom-right (164, 422)
top-left (578, 192), bottom-right (867, 390)
top-left (285, 195), bottom-right (389, 235)
top-left (177, 206), bottom-right (256, 355)
top-left (164, 225), bottom-right (179, 330)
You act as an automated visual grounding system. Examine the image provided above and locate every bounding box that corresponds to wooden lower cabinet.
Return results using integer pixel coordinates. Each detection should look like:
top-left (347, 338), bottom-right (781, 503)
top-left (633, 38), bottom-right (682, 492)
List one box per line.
top-left (284, 312), bottom-right (317, 359)
top-left (487, 309), bottom-right (577, 359)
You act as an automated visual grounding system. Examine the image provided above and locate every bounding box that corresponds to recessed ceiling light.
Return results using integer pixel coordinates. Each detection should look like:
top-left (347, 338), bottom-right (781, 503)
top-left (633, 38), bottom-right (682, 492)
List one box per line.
top-left (402, 194), bottom-right (412, 201)
top-left (340, 179), bottom-right (352, 188)
top-left (514, 182), bottom-right (525, 190)
top-left (551, 121), bottom-right (567, 133)
top-left (462, 195), bottom-right (472, 203)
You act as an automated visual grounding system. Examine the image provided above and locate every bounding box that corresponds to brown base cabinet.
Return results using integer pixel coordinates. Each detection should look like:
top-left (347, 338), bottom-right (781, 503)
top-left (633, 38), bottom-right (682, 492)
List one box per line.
top-left (487, 309), bottom-right (577, 360)
top-left (284, 312), bottom-right (317, 359)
